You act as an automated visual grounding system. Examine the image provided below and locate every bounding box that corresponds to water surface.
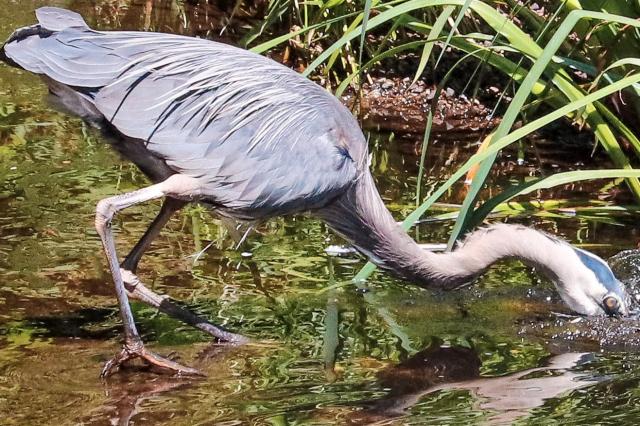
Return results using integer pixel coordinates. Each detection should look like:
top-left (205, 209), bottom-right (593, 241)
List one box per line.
top-left (2, 1), bottom-right (640, 424)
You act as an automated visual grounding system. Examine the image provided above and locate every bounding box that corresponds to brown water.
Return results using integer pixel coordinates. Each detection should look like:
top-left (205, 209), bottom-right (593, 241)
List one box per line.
top-left (3, 1), bottom-right (640, 425)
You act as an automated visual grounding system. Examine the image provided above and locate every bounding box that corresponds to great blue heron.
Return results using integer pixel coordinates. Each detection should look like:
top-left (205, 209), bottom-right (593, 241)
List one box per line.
top-left (1, 7), bottom-right (631, 376)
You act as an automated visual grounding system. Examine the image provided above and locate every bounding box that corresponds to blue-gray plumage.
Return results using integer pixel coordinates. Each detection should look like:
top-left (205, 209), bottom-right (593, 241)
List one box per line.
top-left (5, 8), bottom-right (364, 219)
top-left (1, 7), bottom-right (631, 376)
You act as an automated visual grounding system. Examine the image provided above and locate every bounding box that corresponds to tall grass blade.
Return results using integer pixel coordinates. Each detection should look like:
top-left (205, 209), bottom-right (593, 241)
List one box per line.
top-left (353, 72), bottom-right (640, 282)
top-left (415, 111), bottom-right (434, 206)
top-left (412, 5), bottom-right (454, 84)
top-left (447, 9), bottom-right (640, 249)
top-left (358, 0), bottom-right (374, 68)
top-left (471, 170), bottom-right (640, 227)
top-left (433, 0), bottom-right (472, 67)
top-left (250, 11), bottom-right (361, 53)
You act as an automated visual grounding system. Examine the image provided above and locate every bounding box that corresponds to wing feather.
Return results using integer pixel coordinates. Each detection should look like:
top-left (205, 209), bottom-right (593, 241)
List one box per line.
top-left (5, 17), bottom-right (367, 217)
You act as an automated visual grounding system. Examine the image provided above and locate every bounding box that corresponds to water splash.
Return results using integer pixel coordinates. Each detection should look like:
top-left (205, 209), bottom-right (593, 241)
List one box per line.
top-left (609, 249), bottom-right (640, 315)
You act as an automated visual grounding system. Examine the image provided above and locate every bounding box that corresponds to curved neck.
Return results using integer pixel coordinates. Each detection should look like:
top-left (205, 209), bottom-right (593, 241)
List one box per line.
top-left (317, 172), bottom-right (573, 289)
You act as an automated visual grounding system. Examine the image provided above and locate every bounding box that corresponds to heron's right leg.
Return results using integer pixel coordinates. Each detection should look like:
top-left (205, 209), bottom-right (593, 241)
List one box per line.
top-left (117, 198), bottom-right (247, 343)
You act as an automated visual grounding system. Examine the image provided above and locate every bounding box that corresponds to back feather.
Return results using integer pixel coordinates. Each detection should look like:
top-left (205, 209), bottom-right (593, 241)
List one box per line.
top-left (0, 7), bottom-right (365, 218)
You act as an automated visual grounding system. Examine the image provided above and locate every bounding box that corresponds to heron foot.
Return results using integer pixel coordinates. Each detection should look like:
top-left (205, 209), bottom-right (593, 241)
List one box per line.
top-left (100, 342), bottom-right (204, 378)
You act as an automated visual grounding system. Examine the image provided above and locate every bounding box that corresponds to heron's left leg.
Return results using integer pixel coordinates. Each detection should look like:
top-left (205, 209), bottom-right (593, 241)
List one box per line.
top-left (117, 197), bottom-right (248, 343)
top-left (96, 175), bottom-right (204, 377)
top-left (120, 197), bottom-right (186, 274)
top-left (122, 273), bottom-right (248, 343)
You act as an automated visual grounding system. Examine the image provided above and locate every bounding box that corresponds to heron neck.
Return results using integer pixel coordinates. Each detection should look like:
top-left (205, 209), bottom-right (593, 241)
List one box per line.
top-left (317, 172), bottom-right (570, 289)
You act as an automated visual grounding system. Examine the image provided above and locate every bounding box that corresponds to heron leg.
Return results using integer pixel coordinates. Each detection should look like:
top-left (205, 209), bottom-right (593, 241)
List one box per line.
top-left (96, 175), bottom-right (204, 377)
top-left (117, 198), bottom-right (248, 343)
top-left (122, 270), bottom-right (248, 343)
top-left (120, 197), bottom-right (185, 274)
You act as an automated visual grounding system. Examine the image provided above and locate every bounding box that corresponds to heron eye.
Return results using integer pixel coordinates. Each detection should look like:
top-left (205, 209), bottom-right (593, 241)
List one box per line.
top-left (603, 296), bottom-right (619, 315)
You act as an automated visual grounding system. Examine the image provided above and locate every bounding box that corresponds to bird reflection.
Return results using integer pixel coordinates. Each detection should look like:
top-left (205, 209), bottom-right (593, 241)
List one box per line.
top-left (96, 378), bottom-right (192, 426)
top-left (350, 345), bottom-right (600, 425)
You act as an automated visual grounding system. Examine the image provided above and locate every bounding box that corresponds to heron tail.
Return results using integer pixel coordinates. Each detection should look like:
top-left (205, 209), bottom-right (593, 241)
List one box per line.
top-left (1, 7), bottom-right (88, 66)
top-left (35, 7), bottom-right (89, 31)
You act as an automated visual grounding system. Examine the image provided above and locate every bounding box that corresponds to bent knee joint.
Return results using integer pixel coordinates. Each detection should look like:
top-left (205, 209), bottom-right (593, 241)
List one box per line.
top-left (161, 174), bottom-right (203, 200)
top-left (121, 268), bottom-right (141, 292)
top-left (95, 199), bottom-right (115, 233)
top-left (121, 268), bottom-right (140, 285)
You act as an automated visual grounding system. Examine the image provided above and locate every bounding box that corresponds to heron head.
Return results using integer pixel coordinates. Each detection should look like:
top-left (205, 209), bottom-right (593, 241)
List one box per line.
top-left (555, 248), bottom-right (631, 317)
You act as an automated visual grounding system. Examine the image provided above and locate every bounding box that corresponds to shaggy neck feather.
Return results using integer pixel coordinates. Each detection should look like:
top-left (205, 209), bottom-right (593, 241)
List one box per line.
top-left (317, 172), bottom-right (573, 289)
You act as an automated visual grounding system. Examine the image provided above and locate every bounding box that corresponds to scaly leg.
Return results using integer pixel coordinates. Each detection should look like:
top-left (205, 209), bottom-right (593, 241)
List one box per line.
top-left (121, 197), bottom-right (185, 274)
top-left (118, 198), bottom-right (248, 343)
top-left (96, 175), bottom-right (205, 377)
top-left (122, 270), bottom-right (248, 343)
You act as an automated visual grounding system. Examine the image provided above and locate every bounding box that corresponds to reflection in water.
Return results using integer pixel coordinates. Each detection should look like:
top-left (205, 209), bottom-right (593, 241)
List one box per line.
top-left (351, 345), bottom-right (600, 425)
top-left (96, 378), bottom-right (192, 426)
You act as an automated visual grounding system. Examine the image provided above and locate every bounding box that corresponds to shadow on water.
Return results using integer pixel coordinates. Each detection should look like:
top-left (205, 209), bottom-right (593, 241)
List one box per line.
top-left (3, 0), bottom-right (640, 424)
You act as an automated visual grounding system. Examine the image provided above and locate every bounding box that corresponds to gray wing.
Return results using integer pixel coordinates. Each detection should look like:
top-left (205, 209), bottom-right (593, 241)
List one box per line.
top-left (3, 8), bottom-right (366, 217)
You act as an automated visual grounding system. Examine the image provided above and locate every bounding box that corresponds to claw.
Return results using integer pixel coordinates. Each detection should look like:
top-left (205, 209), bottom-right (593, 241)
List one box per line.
top-left (100, 343), bottom-right (205, 378)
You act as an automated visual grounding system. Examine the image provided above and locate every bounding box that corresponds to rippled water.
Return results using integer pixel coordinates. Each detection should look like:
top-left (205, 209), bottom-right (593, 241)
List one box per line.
top-left (3, 1), bottom-right (640, 425)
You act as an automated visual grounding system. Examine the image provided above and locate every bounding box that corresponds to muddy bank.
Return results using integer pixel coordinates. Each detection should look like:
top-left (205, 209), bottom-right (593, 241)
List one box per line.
top-left (357, 77), bottom-right (501, 135)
